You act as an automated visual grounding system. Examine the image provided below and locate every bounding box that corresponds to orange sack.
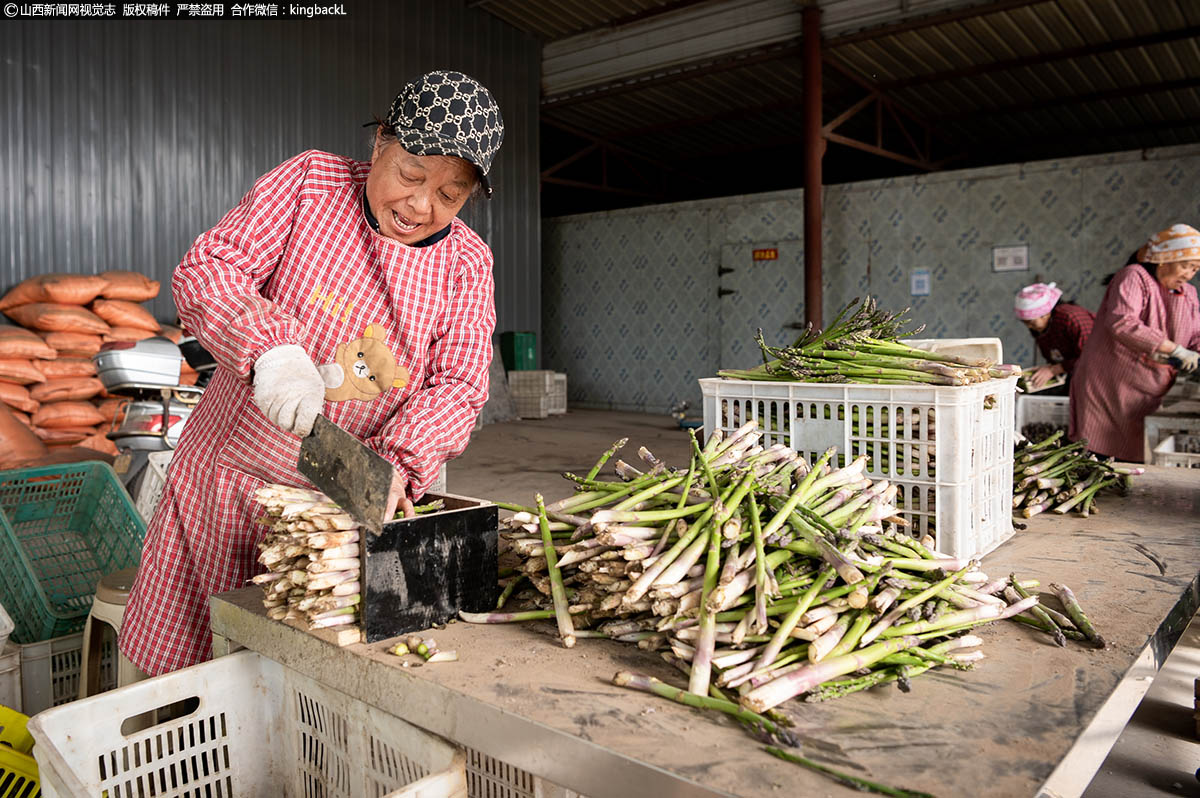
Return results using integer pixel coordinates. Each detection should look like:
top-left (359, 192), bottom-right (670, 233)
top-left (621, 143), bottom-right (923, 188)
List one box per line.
top-left (0, 382), bottom-right (39, 414)
top-left (99, 271), bottom-right (160, 302)
top-left (33, 401), bottom-right (106, 429)
top-left (0, 326), bottom-right (58, 360)
top-left (91, 299), bottom-right (160, 332)
top-left (39, 357), bottom-right (97, 379)
top-left (30, 377), bottom-right (105, 403)
top-left (77, 431), bottom-right (119, 456)
top-left (0, 358), bottom-right (46, 385)
top-left (102, 326), bottom-right (156, 343)
top-left (33, 425), bottom-right (95, 444)
top-left (0, 273), bottom-right (108, 311)
top-left (94, 397), bottom-right (127, 423)
top-left (42, 331), bottom-right (103, 356)
top-left (0, 403), bottom-right (49, 468)
top-left (5, 303), bottom-right (111, 335)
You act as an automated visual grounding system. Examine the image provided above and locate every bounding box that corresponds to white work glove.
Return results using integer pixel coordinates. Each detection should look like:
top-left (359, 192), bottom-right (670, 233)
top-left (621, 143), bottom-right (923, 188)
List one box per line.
top-left (1171, 344), bottom-right (1200, 373)
top-left (252, 344), bottom-right (325, 436)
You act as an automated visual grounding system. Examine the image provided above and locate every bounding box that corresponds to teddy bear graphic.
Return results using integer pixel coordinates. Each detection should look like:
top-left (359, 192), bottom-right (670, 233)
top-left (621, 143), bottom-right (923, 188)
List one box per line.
top-left (318, 324), bottom-right (410, 402)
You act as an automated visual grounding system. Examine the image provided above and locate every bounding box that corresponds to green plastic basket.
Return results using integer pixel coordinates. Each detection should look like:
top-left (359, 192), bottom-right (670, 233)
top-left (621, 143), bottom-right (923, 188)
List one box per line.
top-left (0, 463), bottom-right (145, 645)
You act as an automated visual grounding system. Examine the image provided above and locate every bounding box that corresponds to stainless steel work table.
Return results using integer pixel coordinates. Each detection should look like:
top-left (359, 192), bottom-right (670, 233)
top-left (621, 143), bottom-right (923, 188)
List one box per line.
top-left (210, 465), bottom-right (1200, 798)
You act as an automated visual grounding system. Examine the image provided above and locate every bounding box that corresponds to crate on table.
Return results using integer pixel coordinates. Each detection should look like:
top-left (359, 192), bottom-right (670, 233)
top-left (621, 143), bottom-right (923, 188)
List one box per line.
top-left (1152, 434), bottom-right (1200, 468)
top-left (1144, 407), bottom-right (1200, 464)
top-left (700, 376), bottom-right (1017, 559)
top-left (18, 632), bottom-right (116, 717)
top-left (0, 462), bottom-right (145, 644)
top-left (907, 337), bottom-right (1003, 366)
top-left (1015, 394), bottom-right (1070, 439)
top-left (29, 650), bottom-right (467, 798)
top-left (133, 450), bottom-right (174, 523)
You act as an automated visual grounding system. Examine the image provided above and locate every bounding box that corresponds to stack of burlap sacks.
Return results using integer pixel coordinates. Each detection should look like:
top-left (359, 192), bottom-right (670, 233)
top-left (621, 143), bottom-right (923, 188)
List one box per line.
top-left (0, 270), bottom-right (192, 469)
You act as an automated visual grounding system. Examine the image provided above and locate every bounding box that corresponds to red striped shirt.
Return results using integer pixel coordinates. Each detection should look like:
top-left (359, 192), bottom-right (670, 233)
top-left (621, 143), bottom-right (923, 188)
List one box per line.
top-left (1034, 302), bottom-right (1094, 375)
top-left (120, 151), bottom-right (496, 675)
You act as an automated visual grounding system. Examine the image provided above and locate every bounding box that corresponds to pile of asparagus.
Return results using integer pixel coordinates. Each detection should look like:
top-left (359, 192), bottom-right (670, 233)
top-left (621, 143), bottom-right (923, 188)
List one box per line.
top-left (251, 484), bottom-right (362, 631)
top-left (469, 425), bottom-right (1091, 722)
top-left (1013, 431), bottom-right (1143, 518)
top-left (719, 296), bottom-right (1021, 386)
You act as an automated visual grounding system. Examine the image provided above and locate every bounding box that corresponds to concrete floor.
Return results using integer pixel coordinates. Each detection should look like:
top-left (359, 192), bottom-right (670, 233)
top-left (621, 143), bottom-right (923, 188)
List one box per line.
top-left (451, 408), bottom-right (1200, 798)
top-left (1083, 612), bottom-right (1200, 798)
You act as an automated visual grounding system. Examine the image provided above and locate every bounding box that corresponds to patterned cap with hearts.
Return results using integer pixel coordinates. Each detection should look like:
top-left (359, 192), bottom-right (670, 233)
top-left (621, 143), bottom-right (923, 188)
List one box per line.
top-left (384, 70), bottom-right (504, 198)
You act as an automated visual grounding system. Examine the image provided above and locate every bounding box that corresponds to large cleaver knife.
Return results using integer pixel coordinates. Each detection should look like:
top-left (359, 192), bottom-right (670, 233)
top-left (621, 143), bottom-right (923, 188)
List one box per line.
top-left (298, 415), bottom-right (394, 535)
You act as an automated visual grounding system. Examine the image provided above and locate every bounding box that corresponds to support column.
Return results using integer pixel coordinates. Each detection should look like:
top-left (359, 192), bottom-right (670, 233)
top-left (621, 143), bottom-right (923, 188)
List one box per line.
top-left (802, 2), bottom-right (823, 329)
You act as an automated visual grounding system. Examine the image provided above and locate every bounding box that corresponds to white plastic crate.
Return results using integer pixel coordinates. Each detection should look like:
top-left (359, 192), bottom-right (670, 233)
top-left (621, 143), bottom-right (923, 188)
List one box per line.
top-left (514, 394), bottom-right (550, 419)
top-left (549, 373), bottom-right (568, 415)
top-left (0, 643), bottom-right (19, 712)
top-left (700, 376), bottom-right (1017, 559)
top-left (509, 370), bottom-right (555, 419)
top-left (28, 650), bottom-right (464, 798)
top-left (430, 463), bottom-right (448, 494)
top-left (907, 337), bottom-right (1003, 366)
top-left (507, 369), bottom-right (556, 394)
top-left (134, 450), bottom-right (174, 522)
top-left (18, 632), bottom-right (115, 716)
top-left (1015, 395), bottom-right (1070, 439)
top-left (0, 601), bottom-right (11, 653)
top-left (1152, 434), bottom-right (1200, 468)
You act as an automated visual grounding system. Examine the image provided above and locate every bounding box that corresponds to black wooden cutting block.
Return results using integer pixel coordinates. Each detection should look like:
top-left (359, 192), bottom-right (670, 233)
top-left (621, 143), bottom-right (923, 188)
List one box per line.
top-left (362, 492), bottom-right (498, 643)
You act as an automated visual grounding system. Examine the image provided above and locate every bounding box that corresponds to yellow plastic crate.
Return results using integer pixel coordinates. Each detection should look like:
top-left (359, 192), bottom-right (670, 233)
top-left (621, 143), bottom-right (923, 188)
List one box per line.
top-left (0, 746), bottom-right (38, 798)
top-left (0, 706), bottom-right (32, 755)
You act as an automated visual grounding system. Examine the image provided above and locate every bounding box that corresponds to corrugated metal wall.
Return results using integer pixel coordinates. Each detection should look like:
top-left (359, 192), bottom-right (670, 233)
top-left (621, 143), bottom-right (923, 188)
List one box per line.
top-left (0, 3), bottom-right (541, 340)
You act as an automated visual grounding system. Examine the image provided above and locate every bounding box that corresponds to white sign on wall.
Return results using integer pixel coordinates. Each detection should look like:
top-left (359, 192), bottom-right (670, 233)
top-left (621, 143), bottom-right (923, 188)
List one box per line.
top-left (992, 244), bottom-right (1030, 272)
top-left (910, 269), bottom-right (931, 296)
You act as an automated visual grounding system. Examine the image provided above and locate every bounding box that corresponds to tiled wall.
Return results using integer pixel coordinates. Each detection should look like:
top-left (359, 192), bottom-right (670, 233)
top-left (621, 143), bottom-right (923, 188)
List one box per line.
top-left (543, 143), bottom-right (1200, 415)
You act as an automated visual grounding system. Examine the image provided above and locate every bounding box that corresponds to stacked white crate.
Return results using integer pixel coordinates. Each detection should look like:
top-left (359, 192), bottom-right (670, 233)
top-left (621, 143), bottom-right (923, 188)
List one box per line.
top-left (508, 371), bottom-right (568, 419)
top-left (700, 375), bottom-right (1018, 560)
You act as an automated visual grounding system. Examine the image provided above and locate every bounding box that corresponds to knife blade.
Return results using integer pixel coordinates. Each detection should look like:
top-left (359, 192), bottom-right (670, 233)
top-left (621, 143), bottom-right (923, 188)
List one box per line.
top-left (297, 415), bottom-right (394, 535)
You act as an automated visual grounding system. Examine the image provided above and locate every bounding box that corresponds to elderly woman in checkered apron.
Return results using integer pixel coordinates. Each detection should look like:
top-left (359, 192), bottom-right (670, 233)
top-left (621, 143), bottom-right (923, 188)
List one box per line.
top-left (120, 71), bottom-right (505, 675)
top-left (1070, 224), bottom-right (1200, 462)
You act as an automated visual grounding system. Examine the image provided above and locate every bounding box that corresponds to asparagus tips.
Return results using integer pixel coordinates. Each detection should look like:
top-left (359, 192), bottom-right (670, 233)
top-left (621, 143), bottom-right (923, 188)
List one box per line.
top-left (586, 438), bottom-right (628, 482)
top-left (1051, 583), bottom-right (1106, 648)
top-left (537, 494), bottom-right (576, 648)
top-left (742, 636), bottom-right (922, 713)
top-left (765, 747), bottom-right (935, 798)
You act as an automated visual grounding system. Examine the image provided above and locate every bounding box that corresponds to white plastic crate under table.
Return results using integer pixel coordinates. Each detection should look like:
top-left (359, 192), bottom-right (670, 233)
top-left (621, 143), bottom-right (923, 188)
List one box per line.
top-left (700, 376), bottom-right (1017, 559)
top-left (28, 649), bottom-right (464, 798)
top-left (18, 631), bottom-right (116, 716)
top-left (1015, 395), bottom-right (1070, 438)
top-left (1152, 434), bottom-right (1200, 468)
top-left (0, 601), bottom-right (11, 653)
top-left (0, 643), bottom-right (19, 712)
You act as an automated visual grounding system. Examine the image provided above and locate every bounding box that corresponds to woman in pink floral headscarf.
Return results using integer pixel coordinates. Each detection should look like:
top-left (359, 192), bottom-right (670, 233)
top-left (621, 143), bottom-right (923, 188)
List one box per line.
top-left (1070, 224), bottom-right (1200, 461)
top-left (1014, 282), bottom-right (1094, 391)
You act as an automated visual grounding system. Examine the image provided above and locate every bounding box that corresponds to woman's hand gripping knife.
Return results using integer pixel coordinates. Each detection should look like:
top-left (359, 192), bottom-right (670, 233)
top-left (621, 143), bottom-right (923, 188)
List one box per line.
top-left (252, 344), bottom-right (327, 436)
top-left (253, 344), bottom-right (416, 520)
